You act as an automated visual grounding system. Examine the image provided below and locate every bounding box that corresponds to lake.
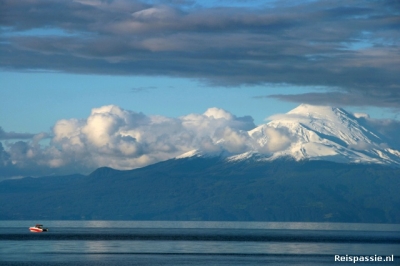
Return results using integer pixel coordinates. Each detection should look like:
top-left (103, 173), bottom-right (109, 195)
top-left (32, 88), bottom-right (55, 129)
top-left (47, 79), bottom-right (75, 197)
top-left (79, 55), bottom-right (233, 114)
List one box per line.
top-left (0, 221), bottom-right (399, 265)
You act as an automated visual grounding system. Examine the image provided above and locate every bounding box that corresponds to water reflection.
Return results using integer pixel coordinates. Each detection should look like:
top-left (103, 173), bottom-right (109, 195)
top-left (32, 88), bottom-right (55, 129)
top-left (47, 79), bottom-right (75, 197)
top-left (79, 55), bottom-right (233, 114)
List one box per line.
top-left (3, 239), bottom-right (399, 256)
top-left (1, 221), bottom-right (399, 263)
top-left (2, 220), bottom-right (400, 231)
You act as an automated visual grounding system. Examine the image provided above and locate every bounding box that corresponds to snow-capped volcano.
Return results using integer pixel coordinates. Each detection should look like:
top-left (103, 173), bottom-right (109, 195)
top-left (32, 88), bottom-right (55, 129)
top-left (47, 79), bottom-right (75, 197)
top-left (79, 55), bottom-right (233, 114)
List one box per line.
top-left (180, 104), bottom-right (400, 166)
top-left (247, 104), bottom-right (400, 165)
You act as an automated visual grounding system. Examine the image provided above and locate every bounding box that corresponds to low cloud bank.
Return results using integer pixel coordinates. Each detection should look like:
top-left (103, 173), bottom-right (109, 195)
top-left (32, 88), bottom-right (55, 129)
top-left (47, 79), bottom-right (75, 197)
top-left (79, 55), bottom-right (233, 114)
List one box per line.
top-left (0, 105), bottom-right (257, 177)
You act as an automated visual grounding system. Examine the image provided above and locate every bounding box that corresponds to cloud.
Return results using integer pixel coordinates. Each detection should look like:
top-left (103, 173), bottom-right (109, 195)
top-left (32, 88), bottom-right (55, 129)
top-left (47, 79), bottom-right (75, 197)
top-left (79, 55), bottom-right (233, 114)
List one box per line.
top-left (353, 113), bottom-right (369, 119)
top-left (130, 86), bottom-right (157, 93)
top-left (1, 0), bottom-right (400, 108)
top-left (0, 140), bottom-right (69, 180)
top-left (249, 126), bottom-right (293, 153)
top-left (0, 127), bottom-right (36, 140)
top-left (0, 105), bottom-right (256, 178)
top-left (204, 107), bottom-right (233, 120)
top-left (347, 141), bottom-right (374, 151)
top-left (2, 104), bottom-right (400, 178)
top-left (0, 142), bottom-right (11, 165)
top-left (355, 116), bottom-right (400, 150)
top-left (215, 127), bottom-right (253, 154)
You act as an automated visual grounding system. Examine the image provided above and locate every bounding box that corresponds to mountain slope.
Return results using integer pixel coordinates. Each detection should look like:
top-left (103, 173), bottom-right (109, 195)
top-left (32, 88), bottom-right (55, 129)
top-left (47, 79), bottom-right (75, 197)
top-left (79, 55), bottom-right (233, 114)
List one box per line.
top-left (198, 104), bottom-right (400, 166)
top-left (1, 104), bottom-right (400, 222)
top-left (1, 158), bottom-right (400, 222)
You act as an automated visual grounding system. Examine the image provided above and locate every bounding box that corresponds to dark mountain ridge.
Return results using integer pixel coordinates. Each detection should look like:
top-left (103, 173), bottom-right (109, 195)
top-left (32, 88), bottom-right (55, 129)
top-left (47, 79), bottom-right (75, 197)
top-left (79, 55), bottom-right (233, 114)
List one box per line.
top-left (1, 158), bottom-right (399, 222)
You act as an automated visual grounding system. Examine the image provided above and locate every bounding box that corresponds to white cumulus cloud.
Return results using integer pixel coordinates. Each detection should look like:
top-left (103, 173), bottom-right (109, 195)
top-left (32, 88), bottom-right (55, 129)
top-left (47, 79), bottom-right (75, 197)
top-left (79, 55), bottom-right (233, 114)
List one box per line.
top-left (0, 105), bottom-right (258, 177)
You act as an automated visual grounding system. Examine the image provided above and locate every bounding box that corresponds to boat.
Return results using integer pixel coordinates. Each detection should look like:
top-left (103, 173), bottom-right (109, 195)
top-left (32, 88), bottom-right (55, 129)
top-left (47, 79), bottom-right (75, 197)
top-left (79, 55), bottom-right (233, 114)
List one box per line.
top-left (29, 224), bottom-right (48, 232)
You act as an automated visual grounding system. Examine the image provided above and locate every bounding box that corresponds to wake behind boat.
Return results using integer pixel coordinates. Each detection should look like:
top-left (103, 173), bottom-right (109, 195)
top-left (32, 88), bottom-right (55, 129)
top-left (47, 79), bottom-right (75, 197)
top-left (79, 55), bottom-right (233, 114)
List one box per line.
top-left (29, 224), bottom-right (48, 232)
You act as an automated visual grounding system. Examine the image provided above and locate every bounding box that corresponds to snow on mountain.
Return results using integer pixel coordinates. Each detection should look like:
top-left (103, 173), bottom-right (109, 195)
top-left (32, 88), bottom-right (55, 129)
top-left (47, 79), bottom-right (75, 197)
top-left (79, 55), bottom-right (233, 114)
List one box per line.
top-left (246, 104), bottom-right (400, 165)
top-left (179, 104), bottom-right (400, 166)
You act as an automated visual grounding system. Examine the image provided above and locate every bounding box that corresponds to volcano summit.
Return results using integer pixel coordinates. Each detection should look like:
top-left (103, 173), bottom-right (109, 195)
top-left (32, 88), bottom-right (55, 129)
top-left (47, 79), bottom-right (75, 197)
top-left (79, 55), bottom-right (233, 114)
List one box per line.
top-left (181, 104), bottom-right (400, 167)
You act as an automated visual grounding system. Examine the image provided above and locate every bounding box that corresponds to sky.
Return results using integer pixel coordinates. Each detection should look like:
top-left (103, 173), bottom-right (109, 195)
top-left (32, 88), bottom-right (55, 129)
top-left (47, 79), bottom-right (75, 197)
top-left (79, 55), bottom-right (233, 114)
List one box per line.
top-left (1, 0), bottom-right (400, 178)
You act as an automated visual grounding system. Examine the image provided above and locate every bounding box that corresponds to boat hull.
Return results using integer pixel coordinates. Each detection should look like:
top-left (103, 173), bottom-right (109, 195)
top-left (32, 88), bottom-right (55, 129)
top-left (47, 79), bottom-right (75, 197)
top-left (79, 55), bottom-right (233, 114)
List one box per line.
top-left (29, 227), bottom-right (48, 232)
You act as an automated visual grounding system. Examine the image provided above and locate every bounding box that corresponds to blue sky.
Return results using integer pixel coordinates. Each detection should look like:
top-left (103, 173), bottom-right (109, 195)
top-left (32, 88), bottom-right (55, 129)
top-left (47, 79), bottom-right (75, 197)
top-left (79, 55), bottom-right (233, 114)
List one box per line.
top-left (1, 0), bottom-right (399, 178)
top-left (3, 70), bottom-right (394, 135)
top-left (1, 71), bottom-right (301, 133)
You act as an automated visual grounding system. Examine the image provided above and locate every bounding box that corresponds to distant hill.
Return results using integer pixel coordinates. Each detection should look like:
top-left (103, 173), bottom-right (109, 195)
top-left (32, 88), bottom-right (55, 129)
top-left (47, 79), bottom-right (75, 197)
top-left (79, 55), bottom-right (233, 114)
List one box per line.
top-left (1, 157), bottom-right (399, 222)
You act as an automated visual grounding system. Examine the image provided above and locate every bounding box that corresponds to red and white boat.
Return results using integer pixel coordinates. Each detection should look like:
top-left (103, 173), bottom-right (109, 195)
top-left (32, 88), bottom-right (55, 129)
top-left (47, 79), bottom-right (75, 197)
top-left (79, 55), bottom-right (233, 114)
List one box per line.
top-left (29, 224), bottom-right (48, 232)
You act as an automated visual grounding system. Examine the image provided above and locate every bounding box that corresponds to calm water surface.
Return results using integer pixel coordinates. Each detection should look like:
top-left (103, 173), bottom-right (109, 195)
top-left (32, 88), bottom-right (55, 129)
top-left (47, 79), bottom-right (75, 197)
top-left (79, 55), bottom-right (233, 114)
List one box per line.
top-left (0, 221), bottom-right (399, 265)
